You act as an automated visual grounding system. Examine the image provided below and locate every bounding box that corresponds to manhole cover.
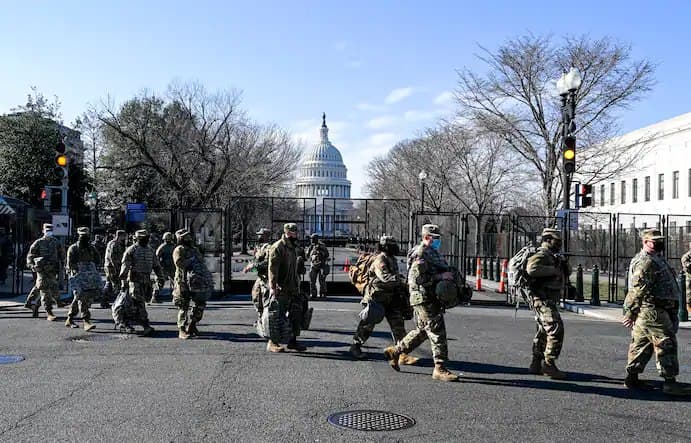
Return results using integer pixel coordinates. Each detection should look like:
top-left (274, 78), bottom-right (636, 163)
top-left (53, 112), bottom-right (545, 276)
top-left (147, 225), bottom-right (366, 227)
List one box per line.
top-left (327, 410), bottom-right (415, 432)
top-left (0, 355), bottom-right (25, 364)
top-left (71, 334), bottom-right (131, 343)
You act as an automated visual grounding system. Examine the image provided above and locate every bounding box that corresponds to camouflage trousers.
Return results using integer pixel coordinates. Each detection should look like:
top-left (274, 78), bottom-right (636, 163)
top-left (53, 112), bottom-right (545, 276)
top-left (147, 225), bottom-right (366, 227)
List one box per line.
top-left (36, 272), bottom-right (60, 311)
top-left (103, 277), bottom-right (121, 303)
top-left (251, 278), bottom-right (269, 315)
top-left (173, 289), bottom-right (210, 330)
top-left (626, 307), bottom-right (679, 379)
top-left (266, 291), bottom-right (303, 343)
top-left (532, 299), bottom-right (564, 363)
top-left (396, 301), bottom-right (448, 364)
top-left (67, 290), bottom-right (94, 321)
top-left (686, 273), bottom-right (691, 309)
top-left (153, 268), bottom-right (175, 299)
top-left (354, 293), bottom-right (407, 346)
top-left (309, 264), bottom-right (328, 297)
top-left (128, 281), bottom-right (153, 326)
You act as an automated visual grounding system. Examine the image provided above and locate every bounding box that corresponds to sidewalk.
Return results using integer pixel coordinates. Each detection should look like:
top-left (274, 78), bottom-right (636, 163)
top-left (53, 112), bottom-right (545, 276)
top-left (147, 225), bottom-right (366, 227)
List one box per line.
top-left (562, 301), bottom-right (691, 329)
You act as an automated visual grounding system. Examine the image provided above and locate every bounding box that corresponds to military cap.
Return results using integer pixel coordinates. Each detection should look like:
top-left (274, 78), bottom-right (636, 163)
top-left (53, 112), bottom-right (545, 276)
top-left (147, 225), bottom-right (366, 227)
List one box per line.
top-left (641, 229), bottom-right (664, 241)
top-left (162, 232), bottom-right (174, 241)
top-left (310, 233), bottom-right (319, 239)
top-left (421, 224), bottom-right (441, 238)
top-left (77, 227), bottom-right (90, 236)
top-left (379, 235), bottom-right (397, 245)
top-left (175, 228), bottom-right (192, 241)
top-left (283, 223), bottom-right (298, 233)
top-left (134, 229), bottom-right (149, 238)
top-left (115, 229), bottom-right (126, 235)
top-left (255, 228), bottom-right (271, 236)
top-left (541, 228), bottom-right (562, 240)
top-left (42, 223), bottom-right (53, 231)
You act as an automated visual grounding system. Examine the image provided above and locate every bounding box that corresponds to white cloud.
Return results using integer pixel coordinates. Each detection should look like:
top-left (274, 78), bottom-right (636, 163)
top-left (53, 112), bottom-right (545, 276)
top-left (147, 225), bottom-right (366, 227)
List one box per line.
top-left (366, 116), bottom-right (396, 129)
top-left (434, 91), bottom-right (455, 106)
top-left (356, 102), bottom-right (387, 112)
top-left (368, 132), bottom-right (398, 148)
top-left (404, 110), bottom-right (438, 121)
top-left (384, 87), bottom-right (414, 105)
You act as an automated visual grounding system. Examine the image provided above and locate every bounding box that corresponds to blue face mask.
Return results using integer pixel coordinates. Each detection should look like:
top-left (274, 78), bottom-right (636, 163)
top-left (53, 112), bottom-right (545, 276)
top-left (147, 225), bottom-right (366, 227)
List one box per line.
top-left (431, 238), bottom-right (441, 250)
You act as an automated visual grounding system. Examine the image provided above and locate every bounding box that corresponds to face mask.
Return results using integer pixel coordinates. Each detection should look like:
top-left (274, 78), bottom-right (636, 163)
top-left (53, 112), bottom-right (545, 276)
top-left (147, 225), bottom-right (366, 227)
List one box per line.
top-left (550, 239), bottom-right (562, 251)
top-left (44, 231), bottom-right (53, 237)
top-left (431, 238), bottom-right (441, 250)
top-left (653, 241), bottom-right (665, 252)
top-left (138, 237), bottom-right (150, 247)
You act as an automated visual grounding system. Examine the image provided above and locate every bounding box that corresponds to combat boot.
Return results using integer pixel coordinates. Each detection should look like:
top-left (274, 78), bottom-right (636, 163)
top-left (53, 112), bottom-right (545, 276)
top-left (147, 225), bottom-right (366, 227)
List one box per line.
top-left (398, 353), bottom-right (420, 366)
top-left (141, 325), bottom-right (155, 337)
top-left (118, 324), bottom-right (135, 334)
top-left (542, 360), bottom-right (567, 380)
top-left (350, 343), bottom-right (364, 359)
top-left (266, 340), bottom-right (285, 353)
top-left (46, 310), bottom-right (56, 322)
top-left (432, 363), bottom-right (460, 382)
top-left (65, 318), bottom-right (78, 328)
top-left (187, 321), bottom-right (199, 337)
top-left (32, 304), bottom-right (39, 318)
top-left (287, 339), bottom-right (307, 352)
top-left (529, 356), bottom-right (544, 375)
top-left (383, 346), bottom-right (401, 372)
top-left (100, 301), bottom-right (111, 309)
top-left (662, 379), bottom-right (691, 396)
top-left (83, 320), bottom-right (96, 331)
top-left (24, 299), bottom-right (32, 309)
top-left (624, 372), bottom-right (655, 391)
top-left (178, 328), bottom-right (190, 340)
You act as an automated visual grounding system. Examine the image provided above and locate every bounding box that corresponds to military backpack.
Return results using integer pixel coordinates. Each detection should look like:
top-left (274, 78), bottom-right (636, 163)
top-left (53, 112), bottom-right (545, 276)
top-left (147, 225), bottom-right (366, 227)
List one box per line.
top-left (349, 253), bottom-right (377, 295)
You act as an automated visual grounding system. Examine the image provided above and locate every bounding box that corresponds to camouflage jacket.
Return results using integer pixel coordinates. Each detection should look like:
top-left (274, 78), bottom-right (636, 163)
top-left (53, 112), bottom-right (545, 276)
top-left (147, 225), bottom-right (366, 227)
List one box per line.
top-left (250, 242), bottom-right (271, 279)
top-left (624, 250), bottom-right (681, 318)
top-left (525, 243), bottom-right (569, 302)
top-left (104, 239), bottom-right (126, 278)
top-left (681, 250), bottom-right (691, 275)
top-left (156, 242), bottom-right (175, 272)
top-left (268, 236), bottom-right (300, 295)
top-left (66, 242), bottom-right (100, 277)
top-left (27, 236), bottom-right (63, 272)
top-left (365, 252), bottom-right (404, 301)
top-left (407, 243), bottom-right (450, 306)
top-left (173, 244), bottom-right (203, 289)
top-left (307, 242), bottom-right (330, 265)
top-left (120, 244), bottom-right (164, 283)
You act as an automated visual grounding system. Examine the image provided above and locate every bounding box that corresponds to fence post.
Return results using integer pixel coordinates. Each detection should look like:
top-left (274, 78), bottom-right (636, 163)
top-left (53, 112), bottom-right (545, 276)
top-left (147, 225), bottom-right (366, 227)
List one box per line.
top-left (488, 257), bottom-right (495, 281)
top-left (575, 264), bottom-right (584, 302)
top-left (590, 265), bottom-right (601, 306)
top-left (679, 271), bottom-right (688, 322)
top-left (482, 257), bottom-right (488, 279)
top-left (495, 257), bottom-right (501, 282)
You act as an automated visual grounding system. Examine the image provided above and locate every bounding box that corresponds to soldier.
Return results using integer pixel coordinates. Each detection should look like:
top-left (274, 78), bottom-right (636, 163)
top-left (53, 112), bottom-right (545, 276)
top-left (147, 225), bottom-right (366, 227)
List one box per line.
top-left (119, 230), bottom-right (164, 336)
top-left (623, 229), bottom-right (691, 396)
top-left (243, 228), bottom-right (272, 319)
top-left (173, 229), bottom-right (213, 339)
top-left (152, 231), bottom-right (175, 304)
top-left (65, 227), bottom-right (100, 330)
top-left (266, 223), bottom-right (307, 353)
top-left (383, 224), bottom-right (459, 382)
top-left (307, 233), bottom-right (330, 299)
top-left (350, 235), bottom-right (418, 366)
top-left (25, 223), bottom-right (63, 321)
top-left (681, 242), bottom-right (691, 313)
top-left (103, 230), bottom-right (127, 309)
top-left (525, 228), bottom-right (569, 380)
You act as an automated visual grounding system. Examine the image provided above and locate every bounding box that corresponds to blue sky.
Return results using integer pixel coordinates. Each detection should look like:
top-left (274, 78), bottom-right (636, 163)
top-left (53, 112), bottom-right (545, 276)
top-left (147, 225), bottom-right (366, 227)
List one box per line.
top-left (1, 1), bottom-right (690, 197)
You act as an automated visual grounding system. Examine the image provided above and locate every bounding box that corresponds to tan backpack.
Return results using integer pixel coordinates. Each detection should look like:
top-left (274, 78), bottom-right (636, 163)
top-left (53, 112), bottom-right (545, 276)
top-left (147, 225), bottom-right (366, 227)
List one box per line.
top-left (349, 253), bottom-right (377, 295)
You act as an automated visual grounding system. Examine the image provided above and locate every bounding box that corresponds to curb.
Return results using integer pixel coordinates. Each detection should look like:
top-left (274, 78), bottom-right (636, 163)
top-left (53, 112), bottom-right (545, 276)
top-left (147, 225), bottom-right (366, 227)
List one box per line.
top-left (563, 301), bottom-right (691, 329)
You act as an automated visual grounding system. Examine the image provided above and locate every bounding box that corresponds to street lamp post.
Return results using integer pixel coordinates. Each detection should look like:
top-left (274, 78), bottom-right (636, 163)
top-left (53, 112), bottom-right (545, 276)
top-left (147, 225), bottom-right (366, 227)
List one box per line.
top-left (418, 171), bottom-right (427, 213)
top-left (85, 191), bottom-right (98, 234)
top-left (556, 67), bottom-right (582, 211)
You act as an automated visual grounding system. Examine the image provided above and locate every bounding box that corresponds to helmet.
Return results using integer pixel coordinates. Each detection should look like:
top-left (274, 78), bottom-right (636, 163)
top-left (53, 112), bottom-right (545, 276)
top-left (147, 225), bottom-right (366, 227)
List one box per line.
top-left (436, 279), bottom-right (460, 308)
top-left (162, 232), bottom-right (174, 242)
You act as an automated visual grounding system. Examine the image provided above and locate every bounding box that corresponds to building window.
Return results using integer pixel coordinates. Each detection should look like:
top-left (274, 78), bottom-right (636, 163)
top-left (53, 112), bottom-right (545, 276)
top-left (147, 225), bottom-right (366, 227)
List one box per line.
top-left (600, 185), bottom-right (605, 207)
top-left (658, 173), bottom-right (664, 200)
top-left (632, 178), bottom-right (638, 203)
top-left (610, 183), bottom-right (615, 205)
top-left (673, 170), bottom-right (679, 199)
top-left (620, 180), bottom-right (626, 204)
top-left (644, 176), bottom-right (650, 201)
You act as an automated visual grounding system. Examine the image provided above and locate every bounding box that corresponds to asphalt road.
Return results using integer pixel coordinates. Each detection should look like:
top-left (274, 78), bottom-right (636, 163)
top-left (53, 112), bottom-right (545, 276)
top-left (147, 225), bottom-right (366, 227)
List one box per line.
top-left (0, 297), bottom-right (690, 442)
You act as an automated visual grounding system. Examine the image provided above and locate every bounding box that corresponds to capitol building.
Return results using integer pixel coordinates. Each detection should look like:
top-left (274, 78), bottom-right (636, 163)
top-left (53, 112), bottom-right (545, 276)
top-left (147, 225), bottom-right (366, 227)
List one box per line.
top-left (295, 114), bottom-right (353, 236)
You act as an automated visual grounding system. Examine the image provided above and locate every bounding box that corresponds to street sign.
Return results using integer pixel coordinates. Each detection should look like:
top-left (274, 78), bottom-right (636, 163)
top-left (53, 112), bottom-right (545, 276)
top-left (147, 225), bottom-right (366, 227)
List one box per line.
top-left (555, 209), bottom-right (578, 231)
top-left (126, 202), bottom-right (147, 223)
top-left (51, 215), bottom-right (70, 236)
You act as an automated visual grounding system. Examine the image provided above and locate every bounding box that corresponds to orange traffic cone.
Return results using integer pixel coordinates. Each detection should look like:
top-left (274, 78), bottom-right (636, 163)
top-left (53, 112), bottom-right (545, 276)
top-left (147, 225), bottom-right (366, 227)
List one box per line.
top-left (343, 257), bottom-right (351, 272)
top-left (475, 257), bottom-right (483, 291)
top-left (496, 259), bottom-right (508, 293)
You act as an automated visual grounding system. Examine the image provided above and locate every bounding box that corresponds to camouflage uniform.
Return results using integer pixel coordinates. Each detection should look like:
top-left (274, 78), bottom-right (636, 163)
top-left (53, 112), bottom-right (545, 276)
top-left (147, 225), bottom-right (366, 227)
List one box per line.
top-left (119, 231), bottom-right (164, 330)
top-left (104, 231), bottom-right (127, 301)
top-left (65, 229), bottom-right (101, 327)
top-left (153, 234), bottom-right (176, 302)
top-left (267, 225), bottom-right (304, 346)
top-left (353, 252), bottom-right (407, 346)
top-left (173, 231), bottom-right (212, 335)
top-left (681, 247), bottom-right (691, 312)
top-left (249, 241), bottom-right (271, 315)
top-left (26, 225), bottom-right (63, 318)
top-left (526, 241), bottom-right (569, 365)
top-left (625, 249), bottom-right (681, 379)
top-left (307, 239), bottom-right (330, 298)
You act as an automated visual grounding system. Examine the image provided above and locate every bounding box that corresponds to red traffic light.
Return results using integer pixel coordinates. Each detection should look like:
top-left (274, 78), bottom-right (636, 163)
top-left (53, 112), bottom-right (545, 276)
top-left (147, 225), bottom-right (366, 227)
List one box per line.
top-left (40, 189), bottom-right (47, 199)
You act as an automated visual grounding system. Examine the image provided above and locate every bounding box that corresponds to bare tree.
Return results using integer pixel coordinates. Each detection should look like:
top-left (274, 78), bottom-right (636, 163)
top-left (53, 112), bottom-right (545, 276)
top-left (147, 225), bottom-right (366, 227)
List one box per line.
top-left (455, 35), bottom-right (655, 215)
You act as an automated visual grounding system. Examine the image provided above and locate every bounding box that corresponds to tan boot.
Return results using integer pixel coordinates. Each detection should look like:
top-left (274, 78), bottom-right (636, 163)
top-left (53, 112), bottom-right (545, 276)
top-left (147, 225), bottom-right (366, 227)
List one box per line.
top-left (178, 328), bottom-right (190, 340)
top-left (383, 346), bottom-right (400, 372)
top-left (65, 319), bottom-right (78, 328)
top-left (266, 340), bottom-right (285, 353)
top-left (432, 363), bottom-right (460, 382)
top-left (46, 310), bottom-right (56, 322)
top-left (83, 320), bottom-right (96, 331)
top-left (398, 353), bottom-right (419, 366)
top-left (542, 360), bottom-right (567, 380)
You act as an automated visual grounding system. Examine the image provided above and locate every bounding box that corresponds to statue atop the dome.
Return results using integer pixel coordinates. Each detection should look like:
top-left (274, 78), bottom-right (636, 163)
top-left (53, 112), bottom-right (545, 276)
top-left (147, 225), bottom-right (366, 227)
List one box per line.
top-left (322, 112), bottom-right (327, 128)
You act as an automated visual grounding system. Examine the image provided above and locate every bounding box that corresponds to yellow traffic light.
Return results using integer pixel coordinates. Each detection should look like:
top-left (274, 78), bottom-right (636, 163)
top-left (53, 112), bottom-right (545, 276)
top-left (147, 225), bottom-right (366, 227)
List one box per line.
top-left (55, 154), bottom-right (68, 167)
top-left (563, 149), bottom-right (575, 160)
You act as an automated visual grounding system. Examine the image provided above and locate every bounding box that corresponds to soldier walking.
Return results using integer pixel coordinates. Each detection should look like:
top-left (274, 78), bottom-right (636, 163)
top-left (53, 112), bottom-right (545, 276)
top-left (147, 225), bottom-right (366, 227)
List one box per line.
top-left (25, 223), bottom-right (63, 321)
top-left (65, 227), bottom-right (100, 330)
top-left (173, 229), bottom-right (213, 339)
top-left (103, 230), bottom-right (127, 308)
top-left (119, 230), bottom-right (164, 336)
top-left (307, 233), bottom-right (330, 299)
top-left (350, 235), bottom-right (418, 366)
top-left (243, 228), bottom-right (272, 319)
top-left (266, 223), bottom-right (307, 353)
top-left (525, 228), bottom-right (570, 380)
top-left (152, 231), bottom-right (175, 303)
top-left (623, 229), bottom-right (691, 396)
top-left (384, 224), bottom-right (459, 382)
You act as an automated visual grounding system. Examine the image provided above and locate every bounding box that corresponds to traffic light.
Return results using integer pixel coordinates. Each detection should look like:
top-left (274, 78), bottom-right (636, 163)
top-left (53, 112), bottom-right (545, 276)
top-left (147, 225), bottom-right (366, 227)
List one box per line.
top-left (563, 135), bottom-right (576, 174)
top-left (54, 141), bottom-right (68, 179)
top-left (578, 184), bottom-right (593, 208)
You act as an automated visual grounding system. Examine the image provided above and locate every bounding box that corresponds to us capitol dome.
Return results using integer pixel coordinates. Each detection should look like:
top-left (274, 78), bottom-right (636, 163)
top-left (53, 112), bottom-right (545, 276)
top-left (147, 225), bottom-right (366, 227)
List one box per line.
top-left (295, 113), bottom-right (353, 236)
